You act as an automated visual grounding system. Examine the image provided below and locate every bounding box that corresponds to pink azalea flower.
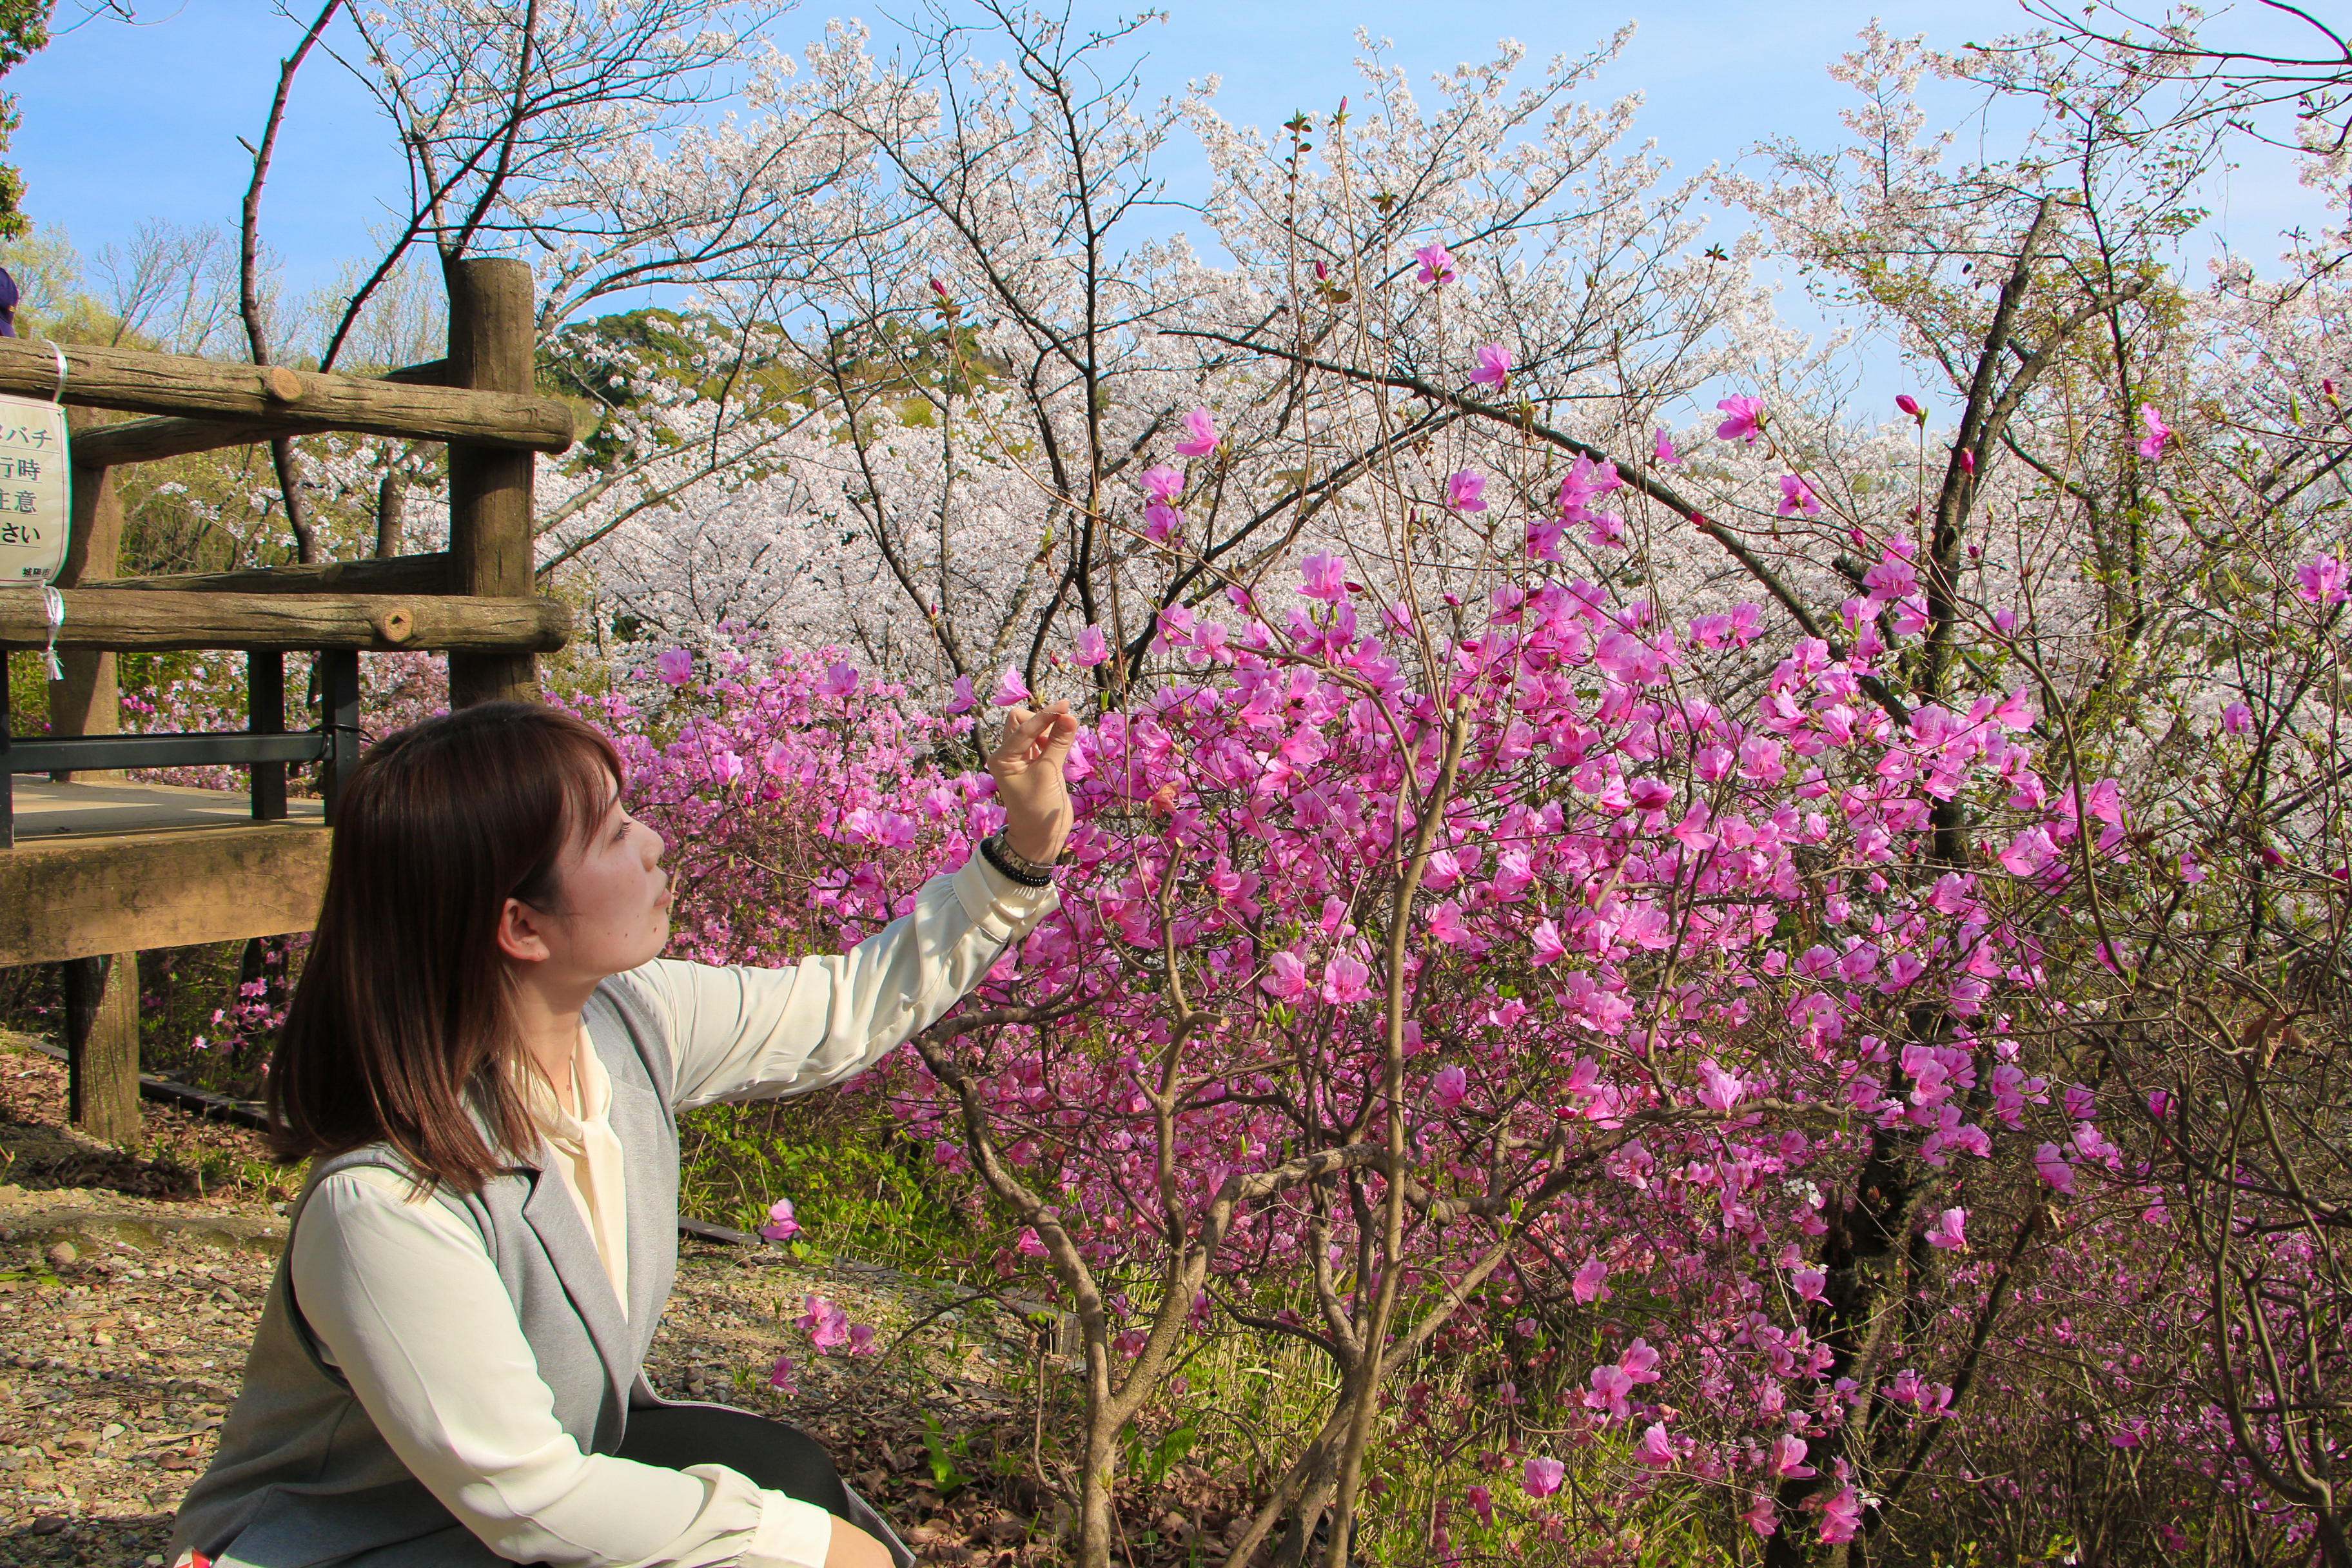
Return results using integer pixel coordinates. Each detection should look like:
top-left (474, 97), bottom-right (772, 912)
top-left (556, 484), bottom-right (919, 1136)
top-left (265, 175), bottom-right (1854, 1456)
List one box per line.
top-left (1896, 393), bottom-right (1926, 424)
top-left (1073, 625), bottom-right (1111, 666)
top-left (1015, 1226), bottom-right (1050, 1259)
top-left (847, 1323), bottom-right (879, 1357)
top-left (1143, 503), bottom-right (1184, 542)
top-left (1529, 917), bottom-right (1567, 966)
top-left (1778, 475), bottom-right (1819, 517)
top-left (1261, 950), bottom-right (1310, 1001)
top-left (1792, 1266), bottom-right (1827, 1303)
top-left (656, 647), bottom-right (694, 686)
top-left (1924, 1207), bottom-right (1968, 1251)
top-left (2034, 1142), bottom-right (2076, 1194)
top-left (990, 665), bottom-right (1031, 706)
top-left (1767, 1433), bottom-right (1816, 1479)
top-left (1320, 954), bottom-right (1373, 1005)
top-left (1554, 454), bottom-right (1622, 517)
top-left (2295, 553), bottom-right (2349, 605)
top-left (1139, 464), bottom-right (1184, 504)
top-left (1863, 555), bottom-right (1918, 603)
top-left (1572, 1254), bottom-right (1612, 1304)
top-left (767, 1355), bottom-right (799, 1393)
top-left (1635, 1423), bottom-right (1675, 1469)
top-left (2221, 701), bottom-right (2253, 734)
top-left (1431, 1064), bottom-right (1469, 1112)
top-left (1818, 1487), bottom-right (1863, 1543)
top-left (800, 1295), bottom-right (850, 1352)
top-left (1714, 395), bottom-right (1765, 444)
top-left (759, 1197), bottom-right (801, 1242)
top-left (1175, 406), bottom-right (1219, 456)
top-left (1469, 342), bottom-right (1512, 387)
top-left (1521, 1456), bottom-right (1565, 1498)
top-left (1429, 900), bottom-right (1478, 948)
top-left (816, 660), bottom-right (858, 699)
top-left (1585, 1364), bottom-right (1636, 1419)
top-left (1696, 1060), bottom-right (1746, 1114)
top-left (1466, 1484), bottom-right (1494, 1528)
top-left (1300, 553), bottom-right (1350, 602)
top-left (2137, 403), bottom-right (2171, 458)
top-left (1652, 427), bottom-right (1680, 465)
top-left (1446, 470), bottom-right (1488, 512)
top-left (1415, 242), bottom-right (1458, 286)
top-left (943, 674), bottom-right (975, 714)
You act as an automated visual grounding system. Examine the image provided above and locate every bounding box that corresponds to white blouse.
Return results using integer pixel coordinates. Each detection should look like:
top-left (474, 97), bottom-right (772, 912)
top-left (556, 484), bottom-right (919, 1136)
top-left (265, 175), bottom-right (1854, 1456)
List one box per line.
top-left (282, 852), bottom-right (1059, 1568)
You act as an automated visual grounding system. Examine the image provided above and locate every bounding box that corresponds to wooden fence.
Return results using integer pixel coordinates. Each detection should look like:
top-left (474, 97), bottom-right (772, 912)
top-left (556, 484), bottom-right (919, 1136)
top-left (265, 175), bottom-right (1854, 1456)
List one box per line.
top-left (0, 259), bottom-right (574, 1139)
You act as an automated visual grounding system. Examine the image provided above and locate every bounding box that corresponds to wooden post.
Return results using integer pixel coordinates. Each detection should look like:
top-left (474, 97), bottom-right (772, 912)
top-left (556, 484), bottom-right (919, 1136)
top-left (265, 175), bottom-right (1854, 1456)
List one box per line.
top-left (54, 408), bottom-right (142, 1141)
top-left (52, 408), bottom-right (126, 783)
top-left (249, 651), bottom-right (286, 819)
top-left (445, 258), bottom-right (539, 708)
top-left (63, 950), bottom-right (141, 1144)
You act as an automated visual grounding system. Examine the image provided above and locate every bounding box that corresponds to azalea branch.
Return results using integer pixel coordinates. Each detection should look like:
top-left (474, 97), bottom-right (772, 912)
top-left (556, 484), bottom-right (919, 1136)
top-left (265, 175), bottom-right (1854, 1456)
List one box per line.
top-left (1159, 325), bottom-right (1917, 727)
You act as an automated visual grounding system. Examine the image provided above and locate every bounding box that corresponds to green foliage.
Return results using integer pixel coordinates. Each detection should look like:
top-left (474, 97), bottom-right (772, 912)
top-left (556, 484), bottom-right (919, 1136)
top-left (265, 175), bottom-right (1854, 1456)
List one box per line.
top-left (0, 0), bottom-right (52, 241)
top-left (675, 1088), bottom-right (983, 1269)
top-left (919, 1411), bottom-right (974, 1496)
top-left (1124, 1416), bottom-right (1199, 1491)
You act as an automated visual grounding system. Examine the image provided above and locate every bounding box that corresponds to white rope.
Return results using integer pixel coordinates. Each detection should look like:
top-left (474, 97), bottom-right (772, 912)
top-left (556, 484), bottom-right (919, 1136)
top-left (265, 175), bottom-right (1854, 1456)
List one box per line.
top-left (40, 582), bottom-right (62, 681)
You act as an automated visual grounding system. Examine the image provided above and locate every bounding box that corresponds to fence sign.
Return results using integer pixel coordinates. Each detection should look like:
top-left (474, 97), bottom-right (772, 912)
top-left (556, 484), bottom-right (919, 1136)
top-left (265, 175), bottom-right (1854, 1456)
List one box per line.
top-left (0, 391), bottom-right (67, 586)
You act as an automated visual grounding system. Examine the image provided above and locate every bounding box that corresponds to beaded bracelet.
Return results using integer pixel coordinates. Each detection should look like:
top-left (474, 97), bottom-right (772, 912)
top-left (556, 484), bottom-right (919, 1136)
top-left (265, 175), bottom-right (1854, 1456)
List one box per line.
top-left (979, 833), bottom-right (1059, 888)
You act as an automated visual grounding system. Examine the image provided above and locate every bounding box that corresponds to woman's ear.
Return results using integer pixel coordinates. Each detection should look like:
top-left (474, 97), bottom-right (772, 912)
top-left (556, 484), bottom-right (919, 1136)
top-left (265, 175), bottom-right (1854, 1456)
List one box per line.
top-left (496, 897), bottom-right (554, 966)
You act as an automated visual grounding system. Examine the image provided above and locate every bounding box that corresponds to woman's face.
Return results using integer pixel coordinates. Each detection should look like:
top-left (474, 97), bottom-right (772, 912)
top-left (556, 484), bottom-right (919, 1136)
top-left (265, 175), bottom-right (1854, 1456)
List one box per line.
top-left (515, 782), bottom-right (673, 984)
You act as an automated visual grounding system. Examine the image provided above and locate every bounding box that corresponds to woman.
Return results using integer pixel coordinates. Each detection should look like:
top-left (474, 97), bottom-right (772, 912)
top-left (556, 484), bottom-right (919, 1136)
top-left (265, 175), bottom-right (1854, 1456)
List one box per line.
top-left (168, 696), bottom-right (1077, 1568)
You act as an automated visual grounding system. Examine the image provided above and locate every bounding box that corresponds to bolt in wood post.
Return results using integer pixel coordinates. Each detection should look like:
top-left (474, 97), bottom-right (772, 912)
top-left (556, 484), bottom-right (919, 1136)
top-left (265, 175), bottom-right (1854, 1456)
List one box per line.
top-left (444, 257), bottom-right (539, 709)
top-left (63, 950), bottom-right (141, 1144)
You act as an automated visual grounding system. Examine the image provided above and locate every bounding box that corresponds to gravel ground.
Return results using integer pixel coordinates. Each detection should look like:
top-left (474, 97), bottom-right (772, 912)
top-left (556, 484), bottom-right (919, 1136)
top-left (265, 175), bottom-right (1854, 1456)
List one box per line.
top-left (0, 1034), bottom-right (1250, 1567)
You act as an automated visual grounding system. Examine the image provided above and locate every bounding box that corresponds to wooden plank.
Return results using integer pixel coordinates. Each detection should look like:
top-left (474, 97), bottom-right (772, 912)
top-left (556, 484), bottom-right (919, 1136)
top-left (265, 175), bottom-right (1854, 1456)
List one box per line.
top-left (96, 554), bottom-right (451, 596)
top-left (0, 337), bottom-right (574, 455)
top-left (70, 416), bottom-right (340, 468)
top-left (0, 819), bottom-right (331, 966)
top-left (0, 587), bottom-right (569, 652)
top-left (447, 259), bottom-right (542, 706)
top-left (9, 778), bottom-right (324, 838)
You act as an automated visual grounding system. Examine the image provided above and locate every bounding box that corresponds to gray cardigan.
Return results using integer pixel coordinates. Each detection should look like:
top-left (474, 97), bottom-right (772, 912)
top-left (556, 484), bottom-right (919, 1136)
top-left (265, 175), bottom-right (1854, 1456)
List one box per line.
top-left (168, 977), bottom-right (914, 1568)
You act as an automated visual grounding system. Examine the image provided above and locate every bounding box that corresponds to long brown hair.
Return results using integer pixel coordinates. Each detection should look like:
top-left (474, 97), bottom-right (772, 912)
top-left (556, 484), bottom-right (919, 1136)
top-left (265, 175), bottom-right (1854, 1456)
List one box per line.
top-left (268, 701), bottom-right (623, 1192)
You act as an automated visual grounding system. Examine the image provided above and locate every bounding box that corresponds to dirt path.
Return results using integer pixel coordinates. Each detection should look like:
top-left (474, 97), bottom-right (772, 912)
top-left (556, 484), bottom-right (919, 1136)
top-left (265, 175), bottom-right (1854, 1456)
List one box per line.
top-left (0, 1034), bottom-right (1114, 1567)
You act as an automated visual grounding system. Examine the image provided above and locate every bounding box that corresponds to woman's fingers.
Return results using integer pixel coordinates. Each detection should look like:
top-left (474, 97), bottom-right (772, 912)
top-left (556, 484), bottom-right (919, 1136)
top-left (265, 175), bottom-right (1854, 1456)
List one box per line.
top-left (995, 700), bottom-right (1072, 764)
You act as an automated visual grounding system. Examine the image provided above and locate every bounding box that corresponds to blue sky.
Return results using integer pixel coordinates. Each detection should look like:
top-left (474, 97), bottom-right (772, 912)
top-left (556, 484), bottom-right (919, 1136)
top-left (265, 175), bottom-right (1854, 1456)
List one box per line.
top-left (6, 1), bottom-right (2328, 315)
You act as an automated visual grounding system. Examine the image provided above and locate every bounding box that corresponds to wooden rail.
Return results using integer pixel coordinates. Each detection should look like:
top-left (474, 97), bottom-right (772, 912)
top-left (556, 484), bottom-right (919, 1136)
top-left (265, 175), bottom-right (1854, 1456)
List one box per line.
top-left (0, 587), bottom-right (569, 652)
top-left (5, 337), bottom-right (576, 456)
top-left (95, 554), bottom-right (451, 596)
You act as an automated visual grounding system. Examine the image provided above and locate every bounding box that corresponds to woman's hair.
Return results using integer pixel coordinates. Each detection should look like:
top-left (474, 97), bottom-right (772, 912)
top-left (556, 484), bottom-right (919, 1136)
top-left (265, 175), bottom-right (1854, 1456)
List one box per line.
top-left (268, 701), bottom-right (623, 1192)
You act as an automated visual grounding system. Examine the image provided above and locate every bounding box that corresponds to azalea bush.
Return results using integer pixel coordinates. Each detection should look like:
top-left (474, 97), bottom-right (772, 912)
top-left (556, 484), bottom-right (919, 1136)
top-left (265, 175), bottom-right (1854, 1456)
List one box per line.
top-left (609, 457), bottom-right (2348, 1567)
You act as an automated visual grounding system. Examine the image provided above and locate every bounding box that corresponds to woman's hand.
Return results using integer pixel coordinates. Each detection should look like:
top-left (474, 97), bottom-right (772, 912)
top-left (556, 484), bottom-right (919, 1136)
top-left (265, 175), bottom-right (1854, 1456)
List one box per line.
top-left (989, 700), bottom-right (1079, 866)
